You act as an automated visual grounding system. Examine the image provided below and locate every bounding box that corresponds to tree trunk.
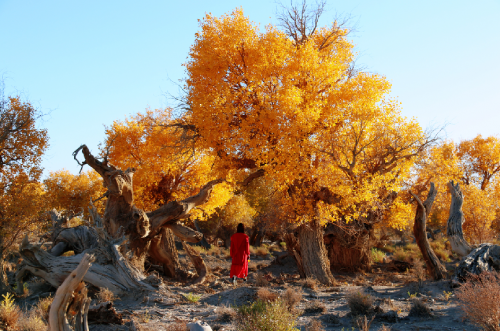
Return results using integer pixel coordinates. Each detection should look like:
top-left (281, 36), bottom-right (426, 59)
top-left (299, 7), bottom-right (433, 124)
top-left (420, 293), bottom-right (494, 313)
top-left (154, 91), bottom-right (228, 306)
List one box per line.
top-left (410, 182), bottom-right (447, 280)
top-left (148, 227), bottom-right (181, 278)
top-left (324, 221), bottom-right (371, 271)
top-left (297, 219), bottom-right (334, 285)
top-left (446, 181), bottom-right (472, 257)
top-left (284, 232), bottom-right (305, 278)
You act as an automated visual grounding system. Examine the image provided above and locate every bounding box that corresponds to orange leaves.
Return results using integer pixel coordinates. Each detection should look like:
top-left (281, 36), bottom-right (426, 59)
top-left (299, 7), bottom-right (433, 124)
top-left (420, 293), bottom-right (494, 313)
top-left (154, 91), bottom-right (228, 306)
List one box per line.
top-left (183, 8), bottom-right (428, 229)
top-left (415, 136), bottom-right (500, 243)
top-left (44, 170), bottom-right (106, 218)
top-left (103, 108), bottom-right (232, 216)
top-left (0, 90), bottom-right (49, 254)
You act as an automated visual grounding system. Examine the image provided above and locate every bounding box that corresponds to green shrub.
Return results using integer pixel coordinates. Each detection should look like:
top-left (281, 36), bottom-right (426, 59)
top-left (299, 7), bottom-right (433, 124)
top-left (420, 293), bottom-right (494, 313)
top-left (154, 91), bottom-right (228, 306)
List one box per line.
top-left (370, 248), bottom-right (386, 263)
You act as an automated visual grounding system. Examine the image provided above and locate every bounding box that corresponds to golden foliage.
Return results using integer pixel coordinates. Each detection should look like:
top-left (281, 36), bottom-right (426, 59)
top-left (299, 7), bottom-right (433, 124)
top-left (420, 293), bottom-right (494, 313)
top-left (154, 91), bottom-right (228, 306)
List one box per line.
top-left (44, 169), bottom-right (106, 219)
top-left (103, 109), bottom-right (232, 218)
top-left (0, 89), bottom-right (49, 256)
top-left (184, 8), bottom-right (427, 229)
top-left (415, 135), bottom-right (500, 243)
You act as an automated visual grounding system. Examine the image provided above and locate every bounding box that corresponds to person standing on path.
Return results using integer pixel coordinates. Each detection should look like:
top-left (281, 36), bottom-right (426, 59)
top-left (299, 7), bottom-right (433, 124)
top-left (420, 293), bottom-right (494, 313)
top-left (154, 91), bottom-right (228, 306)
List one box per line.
top-left (230, 223), bottom-right (250, 285)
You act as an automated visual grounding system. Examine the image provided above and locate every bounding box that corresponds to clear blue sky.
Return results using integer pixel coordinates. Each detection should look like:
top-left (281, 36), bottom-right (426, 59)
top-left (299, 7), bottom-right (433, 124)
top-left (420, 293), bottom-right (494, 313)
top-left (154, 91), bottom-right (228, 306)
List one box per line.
top-left (1, 0), bottom-right (499, 177)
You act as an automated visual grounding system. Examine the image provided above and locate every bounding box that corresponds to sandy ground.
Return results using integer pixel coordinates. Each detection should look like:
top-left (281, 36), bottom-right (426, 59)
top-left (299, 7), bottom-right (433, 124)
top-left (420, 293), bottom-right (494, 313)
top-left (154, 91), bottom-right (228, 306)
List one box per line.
top-left (19, 248), bottom-right (480, 331)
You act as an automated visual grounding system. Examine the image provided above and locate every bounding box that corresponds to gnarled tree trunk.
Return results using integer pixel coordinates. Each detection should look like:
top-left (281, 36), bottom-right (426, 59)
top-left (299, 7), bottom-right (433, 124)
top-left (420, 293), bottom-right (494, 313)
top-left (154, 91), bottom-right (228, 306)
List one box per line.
top-left (410, 182), bottom-right (447, 280)
top-left (447, 181), bottom-right (472, 257)
top-left (149, 227), bottom-right (181, 278)
top-left (297, 219), bottom-right (334, 285)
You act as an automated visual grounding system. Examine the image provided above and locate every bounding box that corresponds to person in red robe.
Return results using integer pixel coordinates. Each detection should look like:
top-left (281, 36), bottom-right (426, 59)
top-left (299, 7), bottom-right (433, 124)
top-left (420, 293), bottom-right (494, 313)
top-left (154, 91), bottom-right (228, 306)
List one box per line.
top-left (230, 223), bottom-right (250, 285)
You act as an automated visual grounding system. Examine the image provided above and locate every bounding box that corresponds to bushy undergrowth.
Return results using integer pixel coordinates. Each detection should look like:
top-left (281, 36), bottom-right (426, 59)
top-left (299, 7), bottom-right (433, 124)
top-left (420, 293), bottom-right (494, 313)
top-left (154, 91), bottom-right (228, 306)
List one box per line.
top-left (236, 299), bottom-right (299, 331)
top-left (0, 293), bottom-right (21, 329)
top-left (456, 271), bottom-right (500, 331)
top-left (347, 290), bottom-right (374, 316)
top-left (370, 248), bottom-right (386, 263)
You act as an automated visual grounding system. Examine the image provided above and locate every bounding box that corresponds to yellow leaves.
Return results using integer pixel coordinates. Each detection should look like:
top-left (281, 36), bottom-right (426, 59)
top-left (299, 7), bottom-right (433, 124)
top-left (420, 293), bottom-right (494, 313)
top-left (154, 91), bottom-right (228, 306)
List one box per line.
top-left (415, 135), bottom-right (500, 243)
top-left (44, 169), bottom-right (106, 218)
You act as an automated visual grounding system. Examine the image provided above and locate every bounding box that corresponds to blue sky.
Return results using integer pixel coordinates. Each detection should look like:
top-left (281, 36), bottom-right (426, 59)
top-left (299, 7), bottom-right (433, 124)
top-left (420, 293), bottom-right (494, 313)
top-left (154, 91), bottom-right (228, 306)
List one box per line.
top-left (1, 0), bottom-right (499, 177)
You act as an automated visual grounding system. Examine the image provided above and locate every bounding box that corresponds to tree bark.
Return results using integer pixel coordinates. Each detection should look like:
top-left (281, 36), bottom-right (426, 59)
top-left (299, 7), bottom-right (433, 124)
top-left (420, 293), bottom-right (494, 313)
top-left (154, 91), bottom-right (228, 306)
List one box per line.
top-left (48, 253), bottom-right (93, 331)
top-left (17, 235), bottom-right (154, 295)
top-left (297, 219), bottom-right (334, 285)
top-left (446, 181), bottom-right (472, 257)
top-left (148, 227), bottom-right (181, 278)
top-left (284, 232), bottom-right (305, 278)
top-left (410, 182), bottom-right (447, 280)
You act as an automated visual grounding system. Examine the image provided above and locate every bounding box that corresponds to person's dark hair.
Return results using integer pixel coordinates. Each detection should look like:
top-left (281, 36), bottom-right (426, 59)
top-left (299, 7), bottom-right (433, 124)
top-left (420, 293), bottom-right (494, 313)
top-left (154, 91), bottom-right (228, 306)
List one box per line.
top-left (237, 223), bottom-right (245, 233)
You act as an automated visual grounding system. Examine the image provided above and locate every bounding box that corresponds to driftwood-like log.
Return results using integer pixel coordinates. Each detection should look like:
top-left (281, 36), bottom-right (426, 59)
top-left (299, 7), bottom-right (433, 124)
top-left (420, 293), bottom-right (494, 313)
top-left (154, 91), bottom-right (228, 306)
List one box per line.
top-left (410, 183), bottom-right (447, 280)
top-left (446, 181), bottom-right (472, 257)
top-left (17, 235), bottom-right (153, 295)
top-left (48, 253), bottom-right (93, 331)
top-left (454, 244), bottom-right (500, 283)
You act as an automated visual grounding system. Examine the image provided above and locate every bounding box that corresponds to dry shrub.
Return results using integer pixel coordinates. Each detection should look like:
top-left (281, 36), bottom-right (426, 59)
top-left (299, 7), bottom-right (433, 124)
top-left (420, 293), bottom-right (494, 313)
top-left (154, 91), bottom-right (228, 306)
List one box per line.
top-left (33, 295), bottom-right (52, 322)
top-left (408, 299), bottom-right (433, 318)
top-left (268, 244), bottom-right (281, 253)
top-left (255, 272), bottom-right (269, 287)
top-left (236, 299), bottom-right (299, 331)
top-left (393, 247), bottom-right (410, 263)
top-left (257, 288), bottom-right (278, 302)
top-left (0, 293), bottom-right (21, 330)
top-left (282, 287), bottom-right (302, 310)
top-left (165, 322), bottom-right (188, 331)
top-left (380, 245), bottom-right (395, 254)
top-left (254, 246), bottom-right (270, 258)
top-left (191, 245), bottom-right (206, 255)
top-left (356, 315), bottom-right (375, 331)
top-left (304, 300), bottom-right (326, 315)
top-left (217, 304), bottom-right (237, 323)
top-left (456, 271), bottom-right (500, 331)
top-left (412, 259), bottom-right (426, 287)
top-left (18, 310), bottom-right (46, 331)
top-left (306, 319), bottom-right (325, 331)
top-left (353, 275), bottom-right (368, 286)
top-left (300, 278), bottom-right (319, 291)
top-left (347, 290), bottom-right (374, 316)
top-left (430, 239), bottom-right (452, 262)
top-left (97, 287), bottom-right (117, 303)
top-left (206, 245), bottom-right (220, 256)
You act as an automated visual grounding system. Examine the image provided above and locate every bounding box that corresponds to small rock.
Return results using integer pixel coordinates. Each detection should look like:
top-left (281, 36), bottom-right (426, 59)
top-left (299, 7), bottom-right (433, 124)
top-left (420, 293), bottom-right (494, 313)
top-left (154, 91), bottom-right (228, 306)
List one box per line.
top-left (187, 321), bottom-right (213, 331)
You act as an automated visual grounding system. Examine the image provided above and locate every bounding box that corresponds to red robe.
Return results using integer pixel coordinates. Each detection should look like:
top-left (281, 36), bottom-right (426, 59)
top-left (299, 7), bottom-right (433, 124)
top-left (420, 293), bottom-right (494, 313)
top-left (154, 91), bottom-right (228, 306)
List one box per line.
top-left (230, 232), bottom-right (250, 278)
